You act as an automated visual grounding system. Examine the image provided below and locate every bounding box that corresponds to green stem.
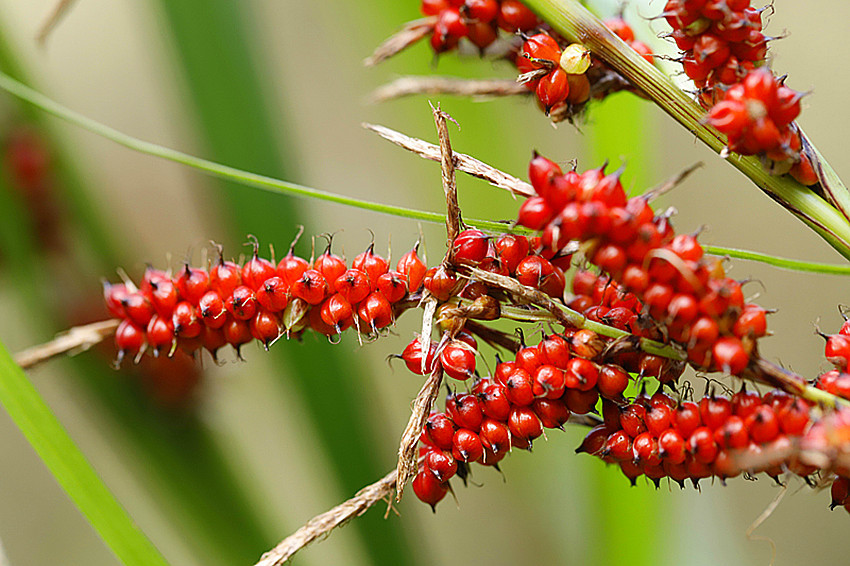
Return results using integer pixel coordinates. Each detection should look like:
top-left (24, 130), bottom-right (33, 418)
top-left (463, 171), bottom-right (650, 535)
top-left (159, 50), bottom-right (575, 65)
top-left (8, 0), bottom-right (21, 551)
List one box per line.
top-left (704, 245), bottom-right (850, 275)
top-left (4, 71), bottom-right (850, 277)
top-left (523, 0), bottom-right (850, 261)
top-left (0, 71), bottom-right (511, 235)
top-left (497, 303), bottom-right (686, 361)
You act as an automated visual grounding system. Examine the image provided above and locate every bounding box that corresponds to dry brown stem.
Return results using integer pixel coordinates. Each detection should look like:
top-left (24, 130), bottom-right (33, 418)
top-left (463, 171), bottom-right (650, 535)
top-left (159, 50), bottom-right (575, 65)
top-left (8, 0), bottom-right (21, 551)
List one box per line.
top-left (432, 104), bottom-right (462, 243)
top-left (36, 0), bottom-right (77, 45)
top-left (465, 267), bottom-right (586, 328)
top-left (395, 367), bottom-right (443, 502)
top-left (253, 409), bottom-right (602, 565)
top-left (371, 76), bottom-right (527, 103)
top-left (363, 123), bottom-right (534, 198)
top-left (364, 17), bottom-right (435, 67)
top-left (254, 469), bottom-right (398, 566)
top-left (748, 358), bottom-right (848, 408)
top-left (14, 319), bottom-right (119, 370)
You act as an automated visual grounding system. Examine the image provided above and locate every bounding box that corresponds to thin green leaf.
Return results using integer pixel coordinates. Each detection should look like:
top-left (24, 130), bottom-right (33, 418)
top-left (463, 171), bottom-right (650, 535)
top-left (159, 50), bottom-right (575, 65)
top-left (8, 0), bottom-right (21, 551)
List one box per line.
top-left (3, 71), bottom-right (846, 281)
top-left (0, 341), bottom-right (169, 566)
top-left (0, 70), bottom-right (513, 234)
top-left (704, 245), bottom-right (850, 275)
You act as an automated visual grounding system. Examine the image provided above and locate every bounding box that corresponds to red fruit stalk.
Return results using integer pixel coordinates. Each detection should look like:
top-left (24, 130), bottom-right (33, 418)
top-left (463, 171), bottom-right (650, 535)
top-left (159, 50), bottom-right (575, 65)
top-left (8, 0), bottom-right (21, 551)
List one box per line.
top-left (103, 238), bottom-right (427, 364)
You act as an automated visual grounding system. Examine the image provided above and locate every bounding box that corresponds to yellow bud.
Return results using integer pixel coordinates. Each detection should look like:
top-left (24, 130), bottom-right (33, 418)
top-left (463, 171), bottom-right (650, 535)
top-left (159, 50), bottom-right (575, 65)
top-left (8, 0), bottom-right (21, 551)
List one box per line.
top-left (559, 43), bottom-right (591, 75)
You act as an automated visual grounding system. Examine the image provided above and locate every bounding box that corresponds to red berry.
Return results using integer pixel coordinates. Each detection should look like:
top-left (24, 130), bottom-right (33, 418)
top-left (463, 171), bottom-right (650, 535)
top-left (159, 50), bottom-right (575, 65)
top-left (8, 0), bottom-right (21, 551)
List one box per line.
top-left (357, 291), bottom-right (394, 331)
top-left (210, 259), bottom-right (242, 298)
top-left (241, 251), bottom-right (276, 291)
top-left (440, 342), bottom-right (477, 380)
top-left (352, 244), bottom-right (389, 284)
top-left (452, 229), bottom-right (490, 265)
top-left (452, 428), bottom-right (484, 462)
top-left (198, 291), bottom-right (227, 329)
top-left (401, 338), bottom-right (439, 375)
top-left (396, 245), bottom-right (428, 292)
top-left (250, 310), bottom-right (281, 348)
top-left (412, 470), bottom-right (448, 511)
top-left (115, 320), bottom-right (144, 363)
top-left (532, 398), bottom-right (571, 429)
top-left (225, 286), bottom-right (258, 320)
top-left (277, 251), bottom-right (309, 286)
top-left (291, 270), bottom-right (328, 305)
top-left (172, 301), bottom-right (202, 339)
top-left (424, 449), bottom-right (458, 482)
top-left (424, 412), bottom-right (455, 450)
top-left (712, 336), bottom-right (749, 374)
top-left (255, 276), bottom-right (289, 312)
top-left (423, 265), bottom-right (460, 301)
top-left (376, 271), bottom-right (408, 303)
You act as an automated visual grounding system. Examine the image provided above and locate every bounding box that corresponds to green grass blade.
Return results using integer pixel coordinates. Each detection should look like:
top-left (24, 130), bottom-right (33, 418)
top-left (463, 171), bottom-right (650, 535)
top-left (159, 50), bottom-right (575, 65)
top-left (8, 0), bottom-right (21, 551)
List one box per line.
top-left (704, 245), bottom-right (850, 275)
top-left (0, 341), bottom-right (169, 566)
top-left (5, 67), bottom-right (849, 280)
top-left (0, 70), bottom-right (514, 234)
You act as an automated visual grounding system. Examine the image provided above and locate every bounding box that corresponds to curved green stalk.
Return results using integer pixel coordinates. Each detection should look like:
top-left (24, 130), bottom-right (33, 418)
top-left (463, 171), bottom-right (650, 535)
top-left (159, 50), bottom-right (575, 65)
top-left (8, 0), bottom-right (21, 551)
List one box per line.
top-left (523, 0), bottom-right (850, 262)
top-left (0, 71), bottom-right (511, 235)
top-left (704, 245), bottom-right (850, 275)
top-left (3, 71), bottom-right (849, 278)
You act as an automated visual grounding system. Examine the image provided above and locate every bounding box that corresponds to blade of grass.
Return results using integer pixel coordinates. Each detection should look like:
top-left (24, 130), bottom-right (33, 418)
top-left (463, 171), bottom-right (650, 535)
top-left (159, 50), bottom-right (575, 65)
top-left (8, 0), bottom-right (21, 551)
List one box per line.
top-left (3, 67), bottom-right (849, 279)
top-left (0, 340), bottom-right (170, 566)
top-left (0, 68), bottom-right (514, 234)
top-left (0, 142), bottom-right (276, 566)
top-left (153, 2), bottom-right (419, 564)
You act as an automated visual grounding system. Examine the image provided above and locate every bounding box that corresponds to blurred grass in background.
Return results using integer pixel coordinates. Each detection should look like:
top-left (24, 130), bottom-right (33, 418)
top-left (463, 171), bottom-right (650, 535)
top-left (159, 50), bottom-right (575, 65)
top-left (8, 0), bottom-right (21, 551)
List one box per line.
top-left (0, 1), bottom-right (849, 566)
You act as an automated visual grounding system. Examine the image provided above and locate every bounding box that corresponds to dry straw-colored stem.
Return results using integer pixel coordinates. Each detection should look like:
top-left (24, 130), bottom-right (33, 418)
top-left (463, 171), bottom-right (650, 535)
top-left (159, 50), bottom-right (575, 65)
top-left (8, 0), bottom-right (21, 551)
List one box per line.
top-left (394, 368), bottom-right (443, 502)
top-left (253, 469), bottom-right (398, 566)
top-left (371, 76), bottom-right (528, 103)
top-left (363, 123), bottom-right (533, 198)
top-left (432, 104), bottom-right (463, 243)
top-left (14, 319), bottom-right (119, 370)
top-left (254, 412), bottom-right (602, 565)
top-left (36, 0), bottom-right (77, 45)
top-left (364, 17), bottom-right (435, 67)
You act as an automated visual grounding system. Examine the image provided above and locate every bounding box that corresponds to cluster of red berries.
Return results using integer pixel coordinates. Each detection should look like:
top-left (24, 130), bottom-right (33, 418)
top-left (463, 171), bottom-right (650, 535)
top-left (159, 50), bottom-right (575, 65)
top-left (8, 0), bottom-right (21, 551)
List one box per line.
top-left (517, 153), bottom-right (770, 376)
top-left (103, 239), bottom-right (426, 364)
top-left (582, 386), bottom-right (815, 488)
top-left (409, 327), bottom-right (638, 509)
top-left (814, 317), bottom-right (850, 400)
top-left (568, 269), bottom-right (686, 385)
top-left (421, 0), bottom-right (538, 53)
top-left (516, 33), bottom-right (593, 114)
top-left (423, 228), bottom-right (569, 302)
top-left (663, 1), bottom-right (815, 185)
top-left (705, 69), bottom-right (814, 183)
top-left (663, 0), bottom-right (767, 96)
top-left (418, 3), bottom-right (655, 120)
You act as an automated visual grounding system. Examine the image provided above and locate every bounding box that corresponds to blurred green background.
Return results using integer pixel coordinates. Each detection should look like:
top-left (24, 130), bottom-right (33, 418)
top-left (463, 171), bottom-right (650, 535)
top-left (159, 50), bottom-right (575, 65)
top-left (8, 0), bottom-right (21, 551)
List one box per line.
top-left (0, 0), bottom-right (849, 565)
